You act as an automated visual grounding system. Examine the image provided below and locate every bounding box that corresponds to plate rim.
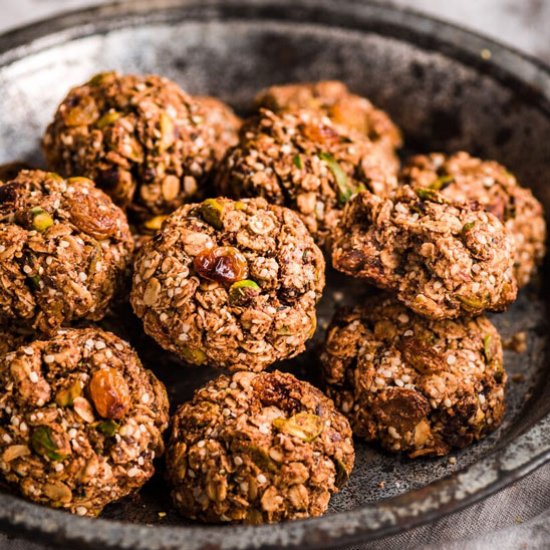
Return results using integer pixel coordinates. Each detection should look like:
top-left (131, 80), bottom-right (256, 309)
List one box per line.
top-left (0, 1), bottom-right (549, 548)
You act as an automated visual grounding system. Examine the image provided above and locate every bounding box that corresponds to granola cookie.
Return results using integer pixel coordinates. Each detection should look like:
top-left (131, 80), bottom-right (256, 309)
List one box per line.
top-left (332, 186), bottom-right (517, 319)
top-left (131, 197), bottom-right (325, 371)
top-left (0, 328), bottom-right (169, 516)
top-left (0, 170), bottom-right (133, 334)
top-left (166, 370), bottom-right (355, 523)
top-left (43, 72), bottom-right (219, 217)
top-left (195, 96), bottom-right (241, 162)
top-left (255, 80), bottom-right (402, 172)
top-left (215, 108), bottom-right (398, 248)
top-left (321, 295), bottom-right (506, 457)
top-left (401, 152), bottom-right (546, 287)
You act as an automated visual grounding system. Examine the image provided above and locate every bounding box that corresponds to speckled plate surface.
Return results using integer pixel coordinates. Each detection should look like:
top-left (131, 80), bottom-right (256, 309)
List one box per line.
top-left (0, 1), bottom-right (549, 549)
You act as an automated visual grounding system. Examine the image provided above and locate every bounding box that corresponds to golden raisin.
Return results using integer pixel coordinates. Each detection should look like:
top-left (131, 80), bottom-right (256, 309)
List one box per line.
top-left (193, 246), bottom-right (248, 285)
top-left (89, 368), bottom-right (130, 420)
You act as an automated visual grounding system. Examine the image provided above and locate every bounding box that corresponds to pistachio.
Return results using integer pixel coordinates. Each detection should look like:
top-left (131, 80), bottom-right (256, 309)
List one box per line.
top-left (96, 420), bottom-right (119, 437)
top-left (457, 294), bottom-right (489, 312)
top-left (96, 110), bottom-right (122, 129)
top-left (31, 426), bottom-right (68, 461)
top-left (293, 154), bottom-right (303, 169)
top-left (415, 187), bottom-right (438, 201)
top-left (143, 215), bottom-right (168, 232)
top-left (462, 221), bottom-right (475, 233)
top-left (429, 174), bottom-right (454, 190)
top-left (198, 198), bottom-right (224, 229)
top-left (30, 207), bottom-right (54, 232)
top-left (334, 457), bottom-right (350, 488)
top-left (88, 71), bottom-right (117, 86)
top-left (180, 346), bottom-right (207, 366)
top-left (228, 279), bottom-right (260, 306)
top-left (319, 152), bottom-right (357, 205)
top-left (55, 380), bottom-right (83, 407)
top-left (273, 412), bottom-right (323, 442)
top-left (89, 368), bottom-right (131, 420)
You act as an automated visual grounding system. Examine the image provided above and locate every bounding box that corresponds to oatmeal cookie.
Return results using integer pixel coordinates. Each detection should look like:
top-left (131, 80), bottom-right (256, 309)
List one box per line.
top-left (43, 72), bottom-right (219, 217)
top-left (321, 295), bottom-right (506, 457)
top-left (332, 186), bottom-right (517, 319)
top-left (401, 151), bottom-right (546, 287)
top-left (195, 96), bottom-right (241, 162)
top-left (255, 80), bottom-right (402, 171)
top-left (0, 170), bottom-right (133, 334)
top-left (166, 370), bottom-right (355, 523)
top-left (131, 197), bottom-right (325, 371)
top-left (215, 108), bottom-right (397, 247)
top-left (0, 328), bottom-right (169, 516)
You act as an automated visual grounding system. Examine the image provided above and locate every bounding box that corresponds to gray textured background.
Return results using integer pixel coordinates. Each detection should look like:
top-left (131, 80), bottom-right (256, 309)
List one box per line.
top-left (1, 1), bottom-right (550, 549)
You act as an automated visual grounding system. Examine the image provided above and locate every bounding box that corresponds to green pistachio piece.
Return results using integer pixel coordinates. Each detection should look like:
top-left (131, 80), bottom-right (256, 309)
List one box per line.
top-left (30, 207), bottom-right (54, 232)
top-left (273, 412), bottom-right (324, 442)
top-left (180, 346), bottom-right (207, 366)
top-left (97, 420), bottom-right (119, 437)
top-left (88, 71), bottom-right (117, 87)
top-left (31, 426), bottom-right (68, 461)
top-left (462, 221), bottom-right (475, 233)
top-left (96, 110), bottom-right (122, 129)
top-left (415, 188), bottom-right (438, 201)
top-left (293, 154), bottom-right (303, 169)
top-left (457, 295), bottom-right (489, 312)
top-left (46, 172), bottom-right (64, 183)
top-left (55, 380), bottom-right (83, 407)
top-left (319, 152), bottom-right (355, 205)
top-left (229, 279), bottom-right (261, 306)
top-left (429, 174), bottom-right (454, 190)
top-left (199, 198), bottom-right (224, 229)
top-left (334, 457), bottom-right (351, 488)
top-left (143, 215), bottom-right (168, 232)
top-left (28, 275), bottom-right (41, 289)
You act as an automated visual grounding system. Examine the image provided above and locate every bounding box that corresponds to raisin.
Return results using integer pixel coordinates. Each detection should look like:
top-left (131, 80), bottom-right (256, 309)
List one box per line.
top-left (193, 246), bottom-right (248, 285)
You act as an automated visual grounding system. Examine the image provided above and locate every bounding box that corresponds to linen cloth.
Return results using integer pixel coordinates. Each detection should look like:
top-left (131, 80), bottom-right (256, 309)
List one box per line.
top-left (1, 1), bottom-right (550, 549)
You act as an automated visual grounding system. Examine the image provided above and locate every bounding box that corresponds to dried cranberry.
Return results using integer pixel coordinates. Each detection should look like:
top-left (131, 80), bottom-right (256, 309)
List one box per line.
top-left (193, 246), bottom-right (248, 285)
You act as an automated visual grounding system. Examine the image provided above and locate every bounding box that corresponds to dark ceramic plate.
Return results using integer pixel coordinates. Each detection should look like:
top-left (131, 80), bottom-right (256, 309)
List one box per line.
top-left (0, 1), bottom-right (549, 548)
